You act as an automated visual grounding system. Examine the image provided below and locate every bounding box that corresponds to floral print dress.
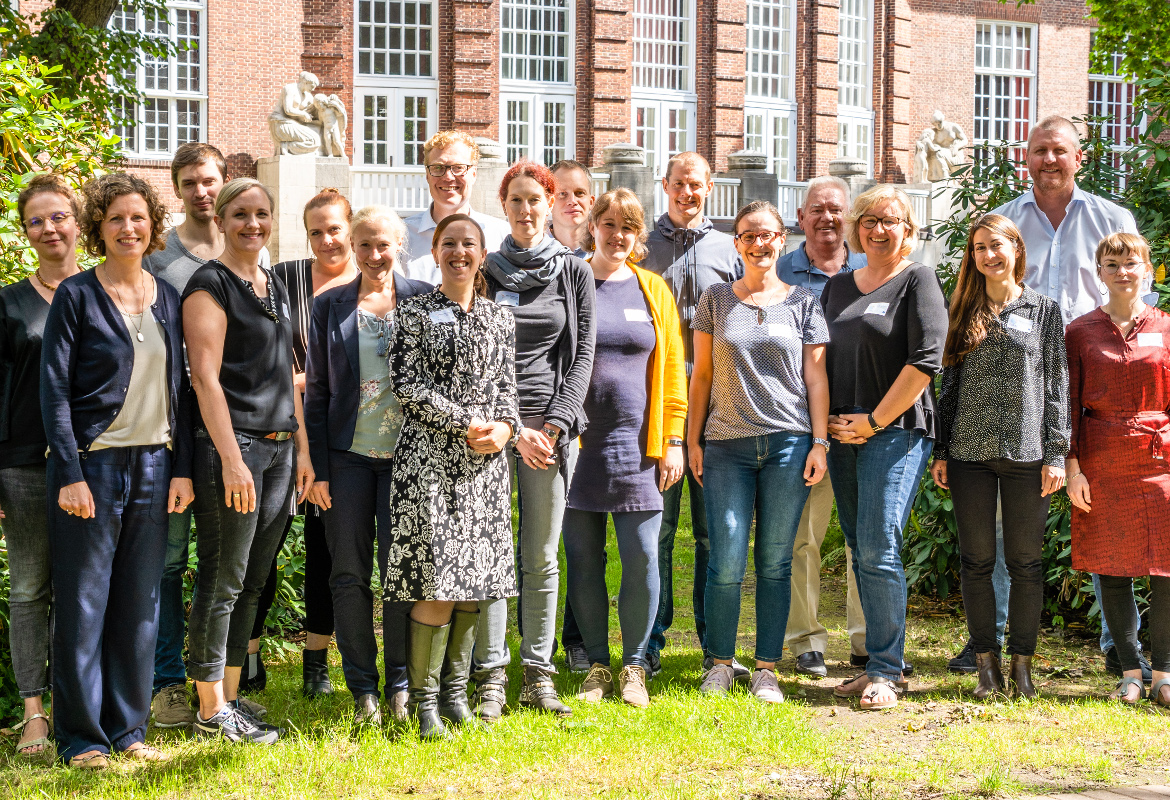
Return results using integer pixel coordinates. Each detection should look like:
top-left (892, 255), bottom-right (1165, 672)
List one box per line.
top-left (385, 289), bottom-right (521, 601)
top-left (351, 308), bottom-right (404, 459)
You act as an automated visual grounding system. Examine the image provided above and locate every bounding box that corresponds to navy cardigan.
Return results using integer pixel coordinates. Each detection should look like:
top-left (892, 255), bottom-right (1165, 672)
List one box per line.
top-left (304, 272), bottom-right (432, 480)
top-left (40, 269), bottom-right (194, 487)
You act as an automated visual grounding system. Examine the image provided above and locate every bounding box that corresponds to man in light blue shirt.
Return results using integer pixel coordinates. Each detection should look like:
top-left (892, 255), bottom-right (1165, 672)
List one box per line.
top-left (776, 176), bottom-right (870, 678)
top-left (957, 115), bottom-right (1146, 680)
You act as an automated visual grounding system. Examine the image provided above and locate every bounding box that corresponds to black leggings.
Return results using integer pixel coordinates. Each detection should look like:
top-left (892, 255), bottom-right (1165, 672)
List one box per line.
top-left (251, 509), bottom-right (335, 640)
top-left (1098, 574), bottom-right (1170, 673)
top-left (949, 458), bottom-right (1048, 657)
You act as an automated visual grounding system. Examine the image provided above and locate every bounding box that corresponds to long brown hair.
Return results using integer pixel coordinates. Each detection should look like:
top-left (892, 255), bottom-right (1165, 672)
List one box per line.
top-left (432, 213), bottom-right (488, 296)
top-left (942, 213), bottom-right (1028, 366)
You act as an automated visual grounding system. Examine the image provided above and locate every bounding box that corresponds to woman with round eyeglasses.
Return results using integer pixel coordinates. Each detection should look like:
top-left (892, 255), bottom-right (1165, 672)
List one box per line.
top-left (1065, 232), bottom-right (1170, 706)
top-left (822, 185), bottom-right (947, 711)
top-left (1, 175), bottom-right (83, 761)
top-left (688, 200), bottom-right (830, 703)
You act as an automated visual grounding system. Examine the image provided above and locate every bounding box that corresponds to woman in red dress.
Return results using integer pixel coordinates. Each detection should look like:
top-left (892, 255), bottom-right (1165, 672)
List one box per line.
top-left (1066, 232), bottom-right (1170, 706)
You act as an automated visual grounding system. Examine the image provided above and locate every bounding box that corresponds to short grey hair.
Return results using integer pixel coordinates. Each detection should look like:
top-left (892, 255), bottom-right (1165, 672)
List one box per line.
top-left (803, 176), bottom-right (851, 211)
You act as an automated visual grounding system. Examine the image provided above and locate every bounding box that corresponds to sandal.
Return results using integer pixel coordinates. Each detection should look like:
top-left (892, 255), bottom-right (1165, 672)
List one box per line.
top-left (1148, 678), bottom-right (1170, 708)
top-left (13, 713), bottom-right (52, 760)
top-left (69, 751), bottom-right (109, 770)
top-left (1110, 676), bottom-right (1145, 705)
top-left (833, 673), bottom-right (870, 698)
top-left (123, 744), bottom-right (171, 762)
top-left (860, 676), bottom-right (900, 710)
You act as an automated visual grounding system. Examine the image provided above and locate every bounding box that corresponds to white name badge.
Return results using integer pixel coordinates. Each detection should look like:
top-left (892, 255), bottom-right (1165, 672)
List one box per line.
top-left (1137, 332), bottom-right (1164, 348)
top-left (281, 302), bottom-right (290, 320)
top-left (1005, 314), bottom-right (1034, 333)
top-left (624, 308), bottom-right (652, 323)
top-left (495, 291), bottom-right (519, 307)
top-left (768, 323), bottom-right (796, 339)
top-left (864, 302), bottom-right (889, 316)
top-left (429, 308), bottom-right (456, 325)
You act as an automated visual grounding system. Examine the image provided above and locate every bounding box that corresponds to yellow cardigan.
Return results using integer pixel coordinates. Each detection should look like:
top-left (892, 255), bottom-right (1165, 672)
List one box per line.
top-left (631, 264), bottom-right (688, 459)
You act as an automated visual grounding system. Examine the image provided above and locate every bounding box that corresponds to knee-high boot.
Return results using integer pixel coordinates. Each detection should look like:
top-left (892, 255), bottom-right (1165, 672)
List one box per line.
top-left (438, 609), bottom-right (480, 726)
top-left (407, 619), bottom-right (450, 740)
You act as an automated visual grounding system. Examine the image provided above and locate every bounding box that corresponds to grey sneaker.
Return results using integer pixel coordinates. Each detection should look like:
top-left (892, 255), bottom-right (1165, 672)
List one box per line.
top-left (235, 695), bottom-right (267, 720)
top-left (565, 643), bottom-right (591, 674)
top-left (577, 664), bottom-right (614, 703)
top-left (703, 655), bottom-right (750, 685)
top-left (749, 669), bottom-right (785, 703)
top-left (699, 663), bottom-right (736, 696)
top-left (151, 684), bottom-right (194, 728)
top-left (193, 706), bottom-right (279, 744)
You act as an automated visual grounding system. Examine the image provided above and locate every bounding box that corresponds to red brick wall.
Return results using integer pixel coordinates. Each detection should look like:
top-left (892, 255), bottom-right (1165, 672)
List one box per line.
top-left (577, 0), bottom-right (632, 168)
top-left (872, 0), bottom-right (912, 182)
top-left (301, 0), bottom-right (355, 161)
top-left (446, 0), bottom-right (499, 139)
top-left (795, 0), bottom-right (842, 180)
top-left (696, 0), bottom-right (745, 173)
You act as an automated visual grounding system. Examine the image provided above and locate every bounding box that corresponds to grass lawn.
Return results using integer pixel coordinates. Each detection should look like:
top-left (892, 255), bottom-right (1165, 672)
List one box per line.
top-left (2, 489), bottom-right (1168, 799)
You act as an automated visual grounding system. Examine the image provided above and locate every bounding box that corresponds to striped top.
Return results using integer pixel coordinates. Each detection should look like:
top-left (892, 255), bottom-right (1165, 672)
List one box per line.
top-left (272, 258), bottom-right (315, 374)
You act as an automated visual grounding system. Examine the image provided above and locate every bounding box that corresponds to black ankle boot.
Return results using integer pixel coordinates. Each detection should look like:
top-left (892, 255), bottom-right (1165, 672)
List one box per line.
top-left (438, 610), bottom-right (480, 726)
top-left (471, 668), bottom-right (508, 723)
top-left (240, 651), bottom-right (267, 694)
top-left (302, 648), bottom-right (334, 697)
top-left (407, 619), bottom-right (451, 740)
top-left (519, 665), bottom-right (572, 717)
top-left (972, 651), bottom-right (1005, 700)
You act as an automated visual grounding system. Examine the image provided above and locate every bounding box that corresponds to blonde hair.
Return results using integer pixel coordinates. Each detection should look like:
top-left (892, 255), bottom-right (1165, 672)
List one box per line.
top-left (845, 185), bottom-right (920, 256)
top-left (214, 178), bottom-right (274, 219)
top-left (1096, 232), bottom-right (1151, 269)
top-left (584, 188), bottom-right (649, 262)
top-left (351, 204), bottom-right (407, 258)
top-left (423, 131), bottom-right (479, 164)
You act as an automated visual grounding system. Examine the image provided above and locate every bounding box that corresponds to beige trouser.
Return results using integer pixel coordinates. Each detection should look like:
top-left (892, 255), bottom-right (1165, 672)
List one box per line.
top-left (784, 474), bottom-right (868, 657)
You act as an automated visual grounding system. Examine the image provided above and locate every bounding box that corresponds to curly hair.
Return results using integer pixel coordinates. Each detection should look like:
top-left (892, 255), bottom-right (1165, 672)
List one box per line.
top-left (498, 160), bottom-right (557, 209)
top-left (18, 173), bottom-right (82, 225)
top-left (80, 173), bottom-right (168, 258)
top-left (583, 188), bottom-right (649, 262)
top-left (423, 130), bottom-right (480, 164)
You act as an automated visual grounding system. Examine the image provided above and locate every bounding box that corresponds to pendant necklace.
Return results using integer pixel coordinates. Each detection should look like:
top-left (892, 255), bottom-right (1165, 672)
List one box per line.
top-left (105, 266), bottom-right (148, 341)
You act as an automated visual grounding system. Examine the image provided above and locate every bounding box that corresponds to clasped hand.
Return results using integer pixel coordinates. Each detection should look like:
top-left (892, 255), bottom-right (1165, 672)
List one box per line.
top-left (467, 419), bottom-right (512, 455)
top-left (828, 413), bottom-right (875, 445)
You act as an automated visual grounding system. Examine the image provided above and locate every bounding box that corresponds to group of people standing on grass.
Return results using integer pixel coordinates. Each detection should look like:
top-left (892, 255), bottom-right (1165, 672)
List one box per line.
top-left (3, 113), bottom-right (1168, 766)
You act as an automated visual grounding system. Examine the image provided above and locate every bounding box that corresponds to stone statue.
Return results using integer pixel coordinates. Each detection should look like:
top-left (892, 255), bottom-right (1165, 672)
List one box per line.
top-left (314, 93), bottom-right (347, 158)
top-left (913, 110), bottom-right (969, 182)
top-left (269, 72), bottom-right (324, 156)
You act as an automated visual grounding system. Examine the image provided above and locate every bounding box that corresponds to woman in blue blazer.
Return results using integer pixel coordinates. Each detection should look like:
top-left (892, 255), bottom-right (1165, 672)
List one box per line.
top-left (304, 205), bottom-right (432, 724)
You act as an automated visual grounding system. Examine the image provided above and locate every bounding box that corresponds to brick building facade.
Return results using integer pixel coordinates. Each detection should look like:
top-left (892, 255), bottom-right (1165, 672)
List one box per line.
top-left (20, 0), bottom-right (1117, 212)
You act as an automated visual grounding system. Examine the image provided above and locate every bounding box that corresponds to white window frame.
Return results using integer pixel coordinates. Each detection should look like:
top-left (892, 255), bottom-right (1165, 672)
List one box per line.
top-left (835, 0), bottom-right (873, 172)
top-left (353, 87), bottom-right (439, 168)
top-left (632, 0), bottom-right (695, 94)
top-left (744, 107), bottom-right (796, 180)
top-left (631, 100), bottom-right (695, 176)
top-left (973, 21), bottom-right (1037, 168)
top-left (500, 0), bottom-right (573, 86)
top-left (112, 0), bottom-right (207, 158)
top-left (355, 0), bottom-right (435, 80)
top-left (500, 90), bottom-right (575, 165)
top-left (1088, 43), bottom-right (1139, 155)
top-left (745, 0), bottom-right (796, 103)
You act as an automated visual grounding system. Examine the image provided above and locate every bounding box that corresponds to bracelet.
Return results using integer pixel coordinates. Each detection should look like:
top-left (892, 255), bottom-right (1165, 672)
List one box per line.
top-left (1068, 471), bottom-right (1082, 480)
top-left (867, 413), bottom-right (884, 433)
top-left (813, 437), bottom-right (830, 450)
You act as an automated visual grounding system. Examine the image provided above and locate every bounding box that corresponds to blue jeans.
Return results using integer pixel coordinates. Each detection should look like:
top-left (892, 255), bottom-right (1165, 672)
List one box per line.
top-left (828, 428), bottom-right (932, 682)
top-left (49, 444), bottom-right (171, 762)
top-left (650, 457), bottom-right (709, 655)
top-left (702, 433), bottom-right (811, 663)
top-left (0, 464), bottom-right (52, 699)
top-left (154, 508), bottom-right (192, 693)
top-left (563, 509), bottom-right (661, 669)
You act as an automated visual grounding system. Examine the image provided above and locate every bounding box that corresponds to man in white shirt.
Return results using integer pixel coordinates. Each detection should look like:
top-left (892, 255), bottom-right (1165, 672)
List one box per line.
top-left (401, 131), bottom-right (510, 283)
top-left (951, 115), bottom-right (1146, 679)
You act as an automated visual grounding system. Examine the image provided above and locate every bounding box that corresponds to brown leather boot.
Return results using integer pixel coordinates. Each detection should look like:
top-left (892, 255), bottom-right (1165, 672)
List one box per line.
top-left (972, 651), bottom-right (1005, 700)
top-left (1009, 654), bottom-right (1037, 699)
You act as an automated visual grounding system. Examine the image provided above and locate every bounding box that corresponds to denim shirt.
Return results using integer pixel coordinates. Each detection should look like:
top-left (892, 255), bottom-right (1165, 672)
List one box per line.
top-left (40, 269), bottom-right (193, 487)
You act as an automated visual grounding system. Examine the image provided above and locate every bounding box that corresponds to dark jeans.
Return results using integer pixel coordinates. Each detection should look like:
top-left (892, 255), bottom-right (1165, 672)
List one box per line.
top-left (0, 464), bottom-right (51, 699)
top-left (1099, 574), bottom-right (1170, 673)
top-left (650, 460), bottom-right (708, 656)
top-left (563, 509), bottom-right (661, 669)
top-left (49, 444), bottom-right (170, 762)
top-left (154, 507), bottom-right (192, 692)
top-left (703, 433), bottom-right (811, 663)
top-left (323, 450), bottom-right (409, 697)
top-left (949, 459), bottom-right (1048, 657)
top-left (252, 508), bottom-right (333, 640)
top-left (187, 432), bottom-right (293, 682)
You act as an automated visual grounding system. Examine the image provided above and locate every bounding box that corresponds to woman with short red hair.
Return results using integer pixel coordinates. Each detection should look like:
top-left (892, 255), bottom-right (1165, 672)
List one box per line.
top-left (470, 160), bottom-right (596, 720)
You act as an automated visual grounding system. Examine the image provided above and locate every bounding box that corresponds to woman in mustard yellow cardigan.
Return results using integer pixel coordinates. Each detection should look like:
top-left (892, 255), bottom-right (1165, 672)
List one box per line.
top-left (563, 188), bottom-right (687, 708)
top-left (688, 200), bottom-right (830, 704)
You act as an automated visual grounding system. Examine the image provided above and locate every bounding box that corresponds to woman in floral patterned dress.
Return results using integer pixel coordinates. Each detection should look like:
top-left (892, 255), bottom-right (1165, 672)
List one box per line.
top-left (386, 214), bottom-right (520, 739)
top-left (303, 205), bottom-right (431, 725)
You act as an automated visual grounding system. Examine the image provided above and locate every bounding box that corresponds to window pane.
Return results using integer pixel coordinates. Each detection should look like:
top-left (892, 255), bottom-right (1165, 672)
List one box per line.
top-left (357, 1), bottom-right (434, 76)
top-left (745, 0), bottom-right (793, 100)
top-left (973, 21), bottom-right (1036, 171)
top-left (403, 95), bottom-right (429, 165)
top-left (633, 0), bottom-right (690, 90)
top-left (506, 100), bottom-right (531, 163)
top-left (144, 98), bottom-right (170, 153)
top-left (500, 0), bottom-right (571, 84)
top-left (837, 0), bottom-right (868, 110)
top-left (541, 101), bottom-right (567, 165)
top-left (363, 94), bottom-right (392, 165)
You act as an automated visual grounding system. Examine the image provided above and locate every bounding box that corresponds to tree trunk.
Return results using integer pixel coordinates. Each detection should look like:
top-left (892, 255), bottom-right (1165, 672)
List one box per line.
top-left (53, 0), bottom-right (121, 29)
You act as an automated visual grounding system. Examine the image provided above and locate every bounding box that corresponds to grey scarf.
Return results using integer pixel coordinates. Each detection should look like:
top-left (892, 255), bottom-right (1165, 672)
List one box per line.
top-left (485, 234), bottom-right (572, 292)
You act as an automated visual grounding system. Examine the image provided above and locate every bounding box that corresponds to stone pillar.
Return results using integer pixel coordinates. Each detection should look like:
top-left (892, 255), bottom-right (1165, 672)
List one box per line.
top-left (724, 150), bottom-right (775, 210)
top-left (256, 155), bottom-right (350, 262)
top-left (470, 138), bottom-right (508, 221)
top-left (828, 157), bottom-right (875, 202)
top-left (603, 143), bottom-right (656, 218)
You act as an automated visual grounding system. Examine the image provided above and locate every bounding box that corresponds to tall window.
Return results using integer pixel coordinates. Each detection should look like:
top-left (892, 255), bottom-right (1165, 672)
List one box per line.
top-left (357, 0), bottom-right (433, 77)
top-left (836, 0), bottom-right (872, 168)
top-left (973, 22), bottom-right (1036, 165)
top-left (354, 0), bottom-right (438, 167)
top-left (499, 0), bottom-right (574, 163)
top-left (632, 0), bottom-right (695, 172)
top-left (112, 1), bottom-right (206, 157)
top-left (744, 0), bottom-right (796, 179)
top-left (1088, 45), bottom-right (1139, 156)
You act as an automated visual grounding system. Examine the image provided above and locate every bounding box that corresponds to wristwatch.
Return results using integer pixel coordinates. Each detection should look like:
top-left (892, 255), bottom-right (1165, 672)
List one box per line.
top-left (542, 424), bottom-right (561, 441)
top-left (813, 437), bottom-right (831, 451)
top-left (666, 437), bottom-right (684, 447)
top-left (867, 413), bottom-right (884, 433)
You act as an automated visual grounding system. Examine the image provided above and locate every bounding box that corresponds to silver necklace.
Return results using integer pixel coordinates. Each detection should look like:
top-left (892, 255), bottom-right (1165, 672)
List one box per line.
top-left (105, 266), bottom-right (148, 341)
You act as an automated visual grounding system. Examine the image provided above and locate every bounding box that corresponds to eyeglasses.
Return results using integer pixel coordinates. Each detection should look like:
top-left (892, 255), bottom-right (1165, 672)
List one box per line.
top-left (425, 164), bottom-right (472, 178)
top-left (24, 211), bottom-right (73, 231)
top-left (733, 230), bottom-right (783, 246)
top-left (1100, 260), bottom-right (1148, 275)
top-left (858, 215), bottom-right (904, 229)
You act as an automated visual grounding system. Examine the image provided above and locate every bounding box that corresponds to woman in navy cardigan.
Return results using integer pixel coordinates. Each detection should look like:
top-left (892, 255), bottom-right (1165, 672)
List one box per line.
top-left (40, 173), bottom-right (193, 768)
top-left (304, 204), bottom-right (431, 724)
